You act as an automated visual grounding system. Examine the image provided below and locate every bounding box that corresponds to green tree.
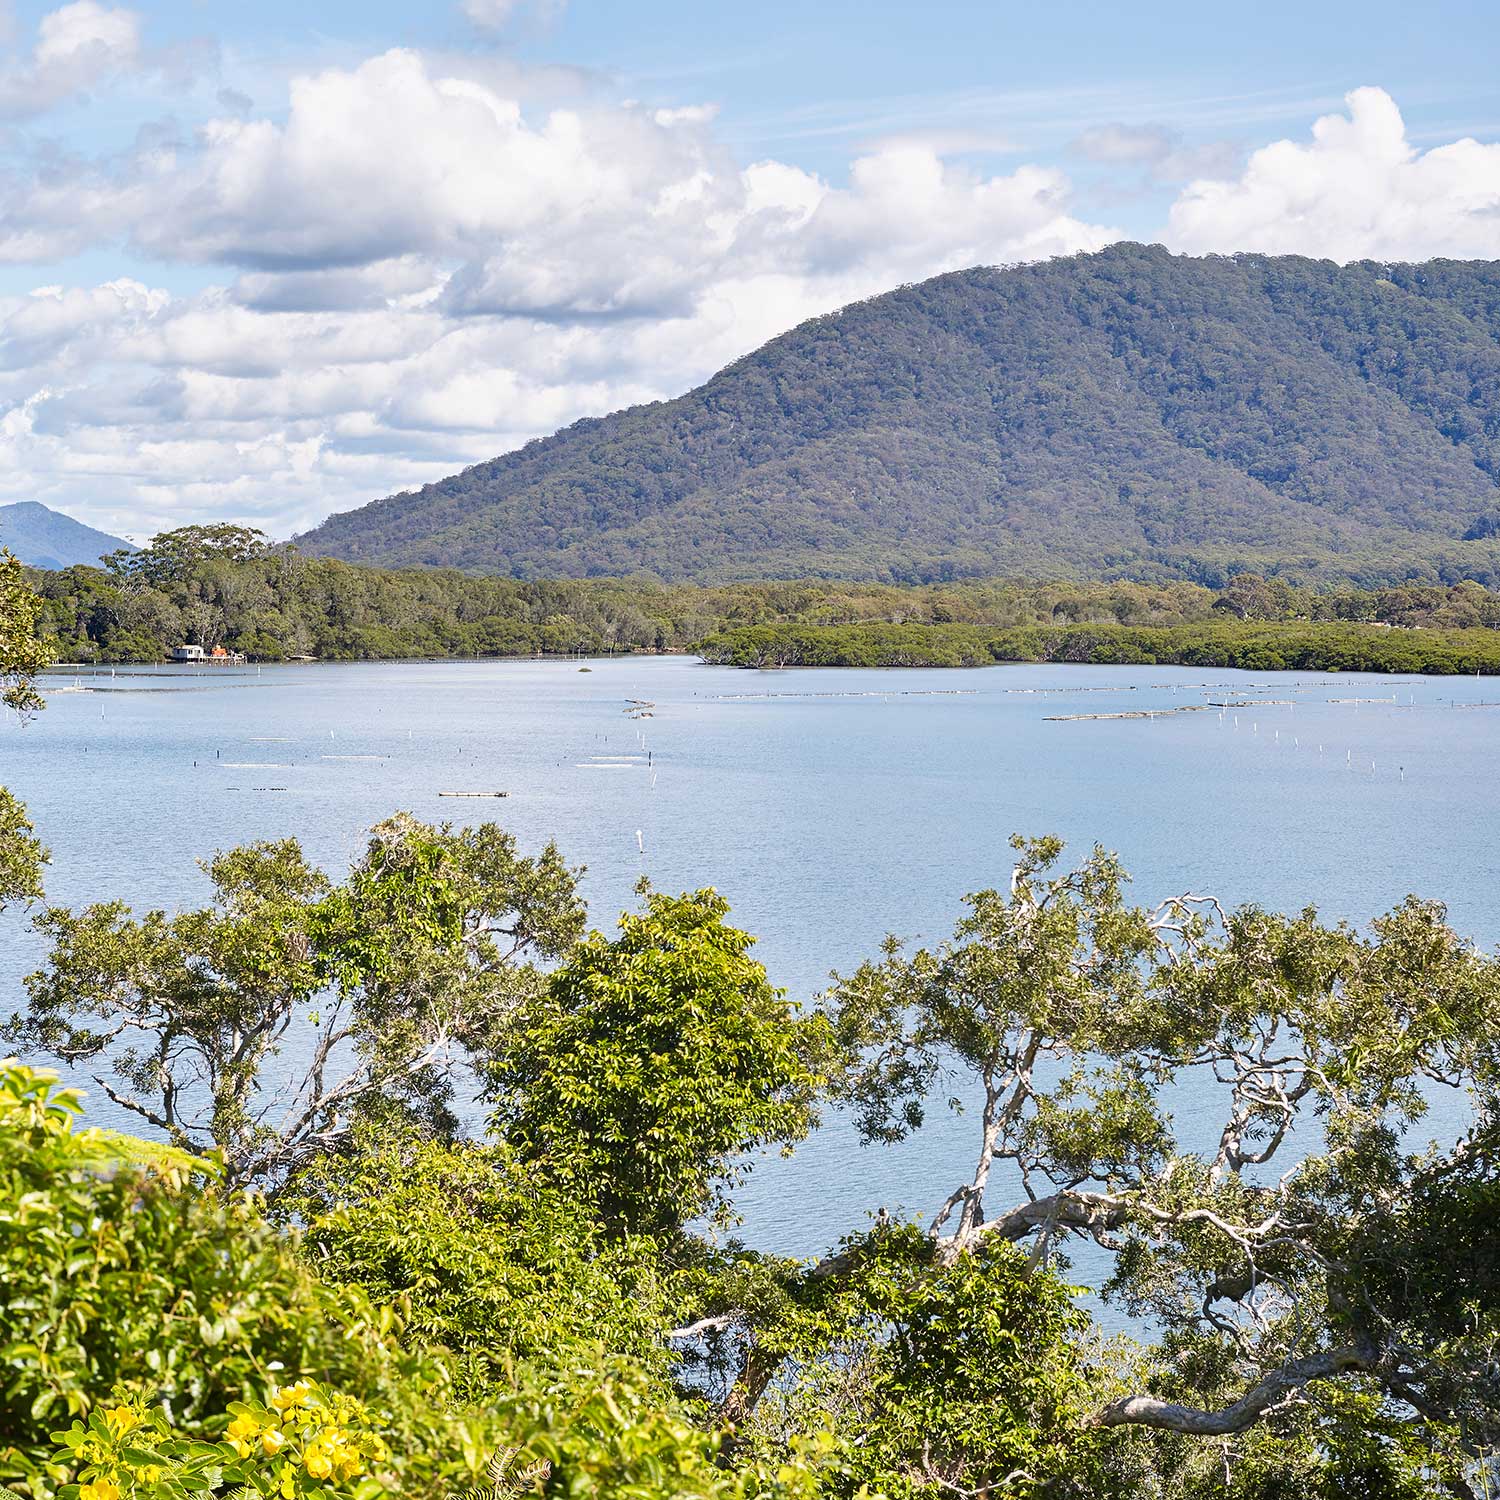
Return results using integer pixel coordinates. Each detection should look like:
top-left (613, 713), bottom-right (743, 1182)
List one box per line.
top-left (819, 838), bottom-right (1500, 1486)
top-left (7, 1062), bottom-right (856, 1500)
top-left (6, 814), bottom-right (585, 1187)
top-left (1, 547), bottom-right (50, 713)
top-left (0, 788), bottom-right (47, 915)
top-left (281, 1130), bottom-right (677, 1401)
top-left (1, 551), bottom-right (50, 912)
top-left (490, 886), bottom-right (829, 1236)
top-left (639, 837), bottom-right (1500, 1495)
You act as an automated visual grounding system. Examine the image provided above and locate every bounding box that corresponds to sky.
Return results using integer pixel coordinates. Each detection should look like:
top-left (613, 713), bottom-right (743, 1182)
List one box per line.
top-left (0, 0), bottom-right (1498, 542)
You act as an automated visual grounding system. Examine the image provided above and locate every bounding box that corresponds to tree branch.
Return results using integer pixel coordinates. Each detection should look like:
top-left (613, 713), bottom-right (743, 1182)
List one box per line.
top-left (1089, 1345), bottom-right (1375, 1434)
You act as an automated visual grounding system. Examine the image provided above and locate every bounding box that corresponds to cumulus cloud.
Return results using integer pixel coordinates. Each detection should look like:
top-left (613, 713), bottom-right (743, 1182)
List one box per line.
top-left (1169, 87), bottom-right (1500, 260)
top-left (0, 0), bottom-right (140, 118)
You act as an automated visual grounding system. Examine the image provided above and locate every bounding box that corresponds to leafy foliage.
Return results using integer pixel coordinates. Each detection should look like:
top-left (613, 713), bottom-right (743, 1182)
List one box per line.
top-left (13, 795), bottom-right (1500, 1496)
top-left (0, 1063), bottom-right (849, 1500)
top-left (701, 616), bottom-right (1500, 673)
top-left (5, 814), bottom-right (584, 1187)
top-left (29, 526), bottom-right (1500, 676)
top-left (2, 548), bottom-right (51, 712)
top-left (48, 1382), bottom-right (389, 1500)
top-left (836, 1236), bottom-right (1103, 1497)
top-left (0, 788), bottom-right (47, 915)
top-left (0, 1064), bottom-right (507, 1498)
top-left (491, 887), bottom-right (830, 1236)
top-left (281, 1131), bottom-right (676, 1400)
top-left (818, 837), bottom-right (1500, 1493)
top-left (299, 246), bottom-right (1500, 586)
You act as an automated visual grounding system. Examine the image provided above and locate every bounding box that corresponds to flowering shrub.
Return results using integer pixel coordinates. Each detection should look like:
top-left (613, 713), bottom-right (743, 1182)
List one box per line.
top-left (51, 1383), bottom-right (389, 1500)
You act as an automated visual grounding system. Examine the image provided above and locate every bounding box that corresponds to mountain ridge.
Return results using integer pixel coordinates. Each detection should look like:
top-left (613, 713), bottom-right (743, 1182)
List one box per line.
top-left (296, 243), bottom-right (1500, 586)
top-left (0, 501), bottom-right (133, 570)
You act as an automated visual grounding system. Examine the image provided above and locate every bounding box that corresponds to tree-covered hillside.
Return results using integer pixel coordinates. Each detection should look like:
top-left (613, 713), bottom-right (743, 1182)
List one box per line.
top-left (297, 244), bottom-right (1500, 586)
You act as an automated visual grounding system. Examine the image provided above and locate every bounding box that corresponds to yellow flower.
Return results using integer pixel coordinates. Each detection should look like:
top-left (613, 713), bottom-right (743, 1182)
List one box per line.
top-left (103, 1407), bottom-right (138, 1440)
top-left (262, 1428), bottom-right (287, 1456)
top-left (227, 1410), bottom-right (262, 1458)
top-left (302, 1437), bottom-right (334, 1480)
top-left (332, 1443), bottom-right (364, 1482)
top-left (272, 1380), bottom-right (314, 1413)
top-left (79, 1481), bottom-right (121, 1500)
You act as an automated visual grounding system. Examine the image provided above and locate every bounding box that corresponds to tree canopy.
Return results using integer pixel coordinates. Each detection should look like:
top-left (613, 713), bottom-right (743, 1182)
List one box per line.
top-left (0, 553), bottom-right (50, 913)
top-left (7, 815), bottom-right (1500, 1497)
top-left (5, 813), bottom-right (584, 1187)
top-left (1, 546), bottom-right (50, 712)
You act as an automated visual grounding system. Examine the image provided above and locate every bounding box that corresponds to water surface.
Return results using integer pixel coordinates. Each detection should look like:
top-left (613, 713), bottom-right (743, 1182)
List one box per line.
top-left (3, 656), bottom-right (1493, 1262)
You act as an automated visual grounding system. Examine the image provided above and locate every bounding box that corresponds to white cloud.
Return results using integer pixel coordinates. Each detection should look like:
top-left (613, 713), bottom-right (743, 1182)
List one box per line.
top-left (1069, 122), bottom-right (1241, 185)
top-left (460, 0), bottom-right (564, 31)
top-left (1168, 87), bottom-right (1500, 261)
top-left (1071, 123), bottom-right (1177, 165)
top-left (0, 1), bottom-right (140, 119)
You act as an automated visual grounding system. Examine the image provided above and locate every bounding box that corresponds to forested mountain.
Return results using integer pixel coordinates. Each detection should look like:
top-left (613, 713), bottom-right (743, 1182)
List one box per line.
top-left (296, 244), bottom-right (1500, 587)
top-left (0, 502), bottom-right (132, 570)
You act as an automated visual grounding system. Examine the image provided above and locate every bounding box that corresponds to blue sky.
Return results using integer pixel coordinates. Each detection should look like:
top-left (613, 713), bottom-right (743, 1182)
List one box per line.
top-left (0, 0), bottom-right (1497, 539)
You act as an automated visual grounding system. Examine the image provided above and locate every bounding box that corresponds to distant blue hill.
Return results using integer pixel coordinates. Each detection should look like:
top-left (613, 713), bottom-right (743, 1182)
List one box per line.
top-left (0, 501), bottom-right (134, 569)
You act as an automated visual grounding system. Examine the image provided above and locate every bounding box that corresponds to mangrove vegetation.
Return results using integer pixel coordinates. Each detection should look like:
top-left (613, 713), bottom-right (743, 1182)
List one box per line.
top-left (25, 525), bottom-right (1500, 676)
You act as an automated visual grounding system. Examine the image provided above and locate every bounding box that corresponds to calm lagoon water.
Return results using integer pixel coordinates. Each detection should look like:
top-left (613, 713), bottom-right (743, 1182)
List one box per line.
top-left (3, 655), bottom-right (1496, 1263)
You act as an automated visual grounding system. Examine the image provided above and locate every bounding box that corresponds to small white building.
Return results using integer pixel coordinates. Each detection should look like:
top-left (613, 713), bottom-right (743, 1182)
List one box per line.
top-left (170, 644), bottom-right (205, 662)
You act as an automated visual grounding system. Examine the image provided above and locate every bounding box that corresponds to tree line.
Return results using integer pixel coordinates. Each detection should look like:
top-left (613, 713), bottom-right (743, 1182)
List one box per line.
top-left (698, 619), bottom-right (1500, 674)
top-left (24, 524), bottom-right (1500, 672)
top-left (4, 556), bottom-right (1500, 1497)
